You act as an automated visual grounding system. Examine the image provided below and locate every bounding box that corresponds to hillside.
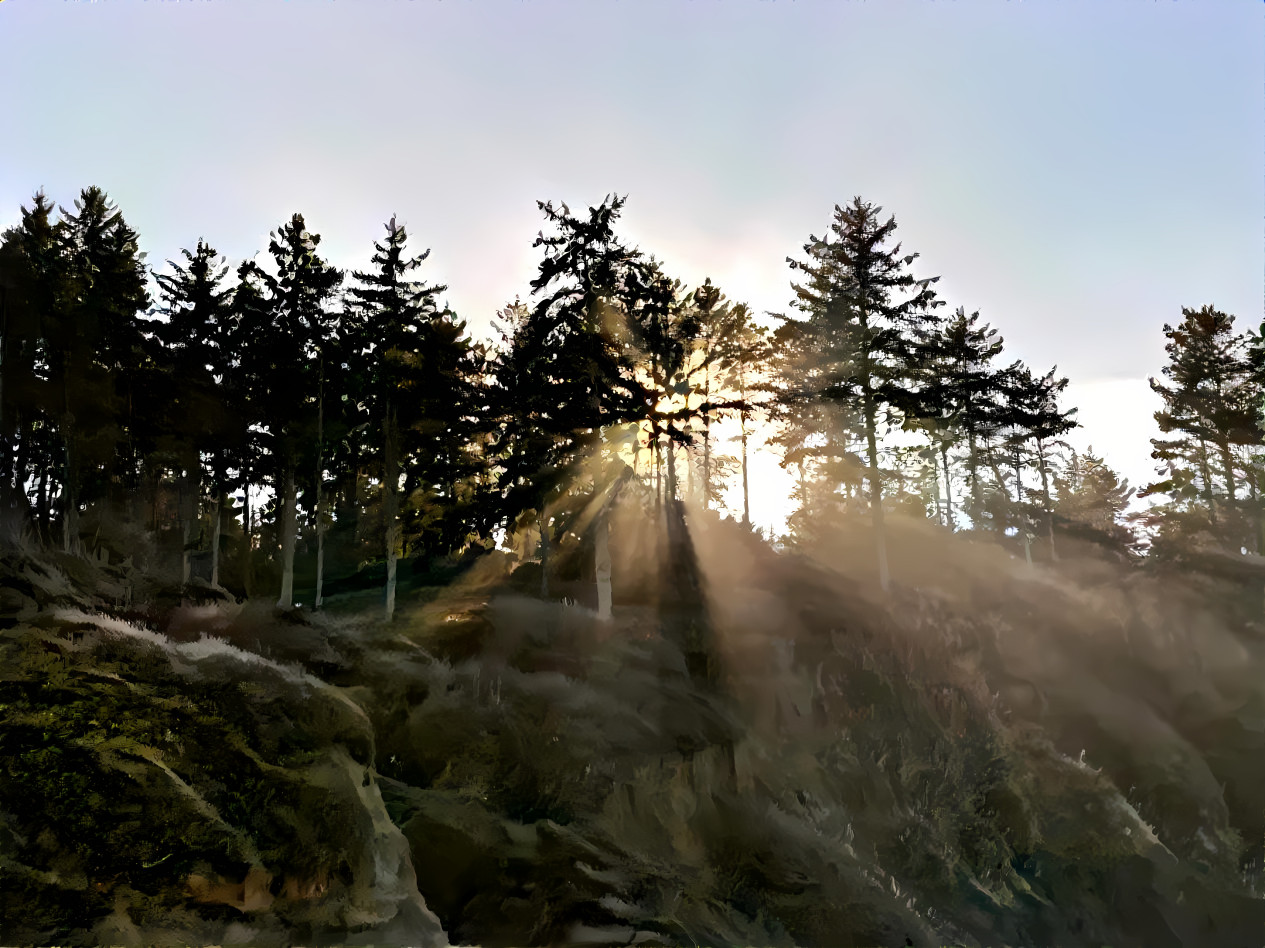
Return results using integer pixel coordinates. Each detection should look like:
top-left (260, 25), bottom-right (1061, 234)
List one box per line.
top-left (2, 511), bottom-right (1264, 947)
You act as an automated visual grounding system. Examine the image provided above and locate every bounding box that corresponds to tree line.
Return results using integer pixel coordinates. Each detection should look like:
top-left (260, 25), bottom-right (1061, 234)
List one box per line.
top-left (0, 186), bottom-right (1260, 612)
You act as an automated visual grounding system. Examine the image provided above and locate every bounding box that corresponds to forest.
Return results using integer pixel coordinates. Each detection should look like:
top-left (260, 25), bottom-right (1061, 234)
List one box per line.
top-left (1, 186), bottom-right (1263, 947)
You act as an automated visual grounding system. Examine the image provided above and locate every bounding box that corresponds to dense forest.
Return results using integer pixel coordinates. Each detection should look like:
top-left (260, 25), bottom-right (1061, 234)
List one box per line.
top-left (1, 187), bottom-right (1263, 947)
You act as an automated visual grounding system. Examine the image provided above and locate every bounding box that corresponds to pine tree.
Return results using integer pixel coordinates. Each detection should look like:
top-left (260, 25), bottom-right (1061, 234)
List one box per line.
top-left (1055, 448), bottom-right (1138, 557)
top-left (922, 307), bottom-right (1007, 529)
top-left (494, 196), bottom-right (649, 598)
top-left (1143, 305), bottom-right (1257, 552)
top-left (254, 214), bottom-right (343, 609)
top-left (994, 363), bottom-right (1078, 563)
top-left (152, 240), bottom-right (234, 584)
top-left (0, 193), bottom-right (62, 532)
top-left (712, 302), bottom-right (771, 526)
top-left (50, 188), bottom-right (150, 552)
top-left (346, 215), bottom-right (458, 620)
top-left (781, 197), bottom-right (943, 590)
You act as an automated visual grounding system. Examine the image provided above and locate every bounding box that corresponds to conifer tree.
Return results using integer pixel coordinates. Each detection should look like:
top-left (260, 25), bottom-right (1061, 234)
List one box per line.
top-left (781, 197), bottom-right (943, 590)
top-left (253, 214), bottom-right (342, 609)
top-left (1056, 448), bottom-right (1138, 557)
top-left (494, 196), bottom-right (649, 597)
top-left (1143, 305), bottom-right (1257, 551)
top-left (922, 307), bottom-right (1007, 528)
top-left (0, 193), bottom-right (62, 531)
top-left (152, 240), bottom-right (233, 583)
top-left (51, 188), bottom-right (150, 552)
top-left (346, 215), bottom-right (456, 620)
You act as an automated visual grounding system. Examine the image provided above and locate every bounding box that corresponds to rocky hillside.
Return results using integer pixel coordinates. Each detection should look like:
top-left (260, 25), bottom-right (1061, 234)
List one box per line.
top-left (3, 513), bottom-right (1265, 946)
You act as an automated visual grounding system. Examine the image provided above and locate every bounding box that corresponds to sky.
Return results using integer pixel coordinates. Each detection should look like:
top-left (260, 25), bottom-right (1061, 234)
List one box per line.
top-left (1, 0), bottom-right (1261, 534)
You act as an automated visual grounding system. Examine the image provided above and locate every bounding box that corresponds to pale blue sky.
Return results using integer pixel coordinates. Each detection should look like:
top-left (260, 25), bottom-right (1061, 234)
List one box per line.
top-left (1, 0), bottom-right (1260, 524)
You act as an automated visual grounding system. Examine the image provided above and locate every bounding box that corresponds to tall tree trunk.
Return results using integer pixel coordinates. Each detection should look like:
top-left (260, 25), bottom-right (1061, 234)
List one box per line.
top-left (62, 371), bottom-right (77, 554)
top-left (1197, 437), bottom-right (1218, 526)
top-left (1218, 438), bottom-right (1237, 509)
top-left (314, 358), bottom-right (326, 610)
top-left (210, 488), bottom-right (223, 587)
top-left (863, 397), bottom-right (890, 592)
top-left (384, 405), bottom-right (400, 621)
top-left (595, 508), bottom-right (612, 621)
top-left (653, 430), bottom-right (662, 518)
top-left (181, 459), bottom-right (200, 585)
top-left (277, 461), bottom-right (297, 610)
top-left (702, 372), bottom-right (712, 509)
top-left (62, 437), bottom-right (76, 555)
top-left (1036, 442), bottom-right (1058, 562)
top-left (37, 463), bottom-right (49, 544)
top-left (666, 434), bottom-right (678, 503)
top-left (1014, 447), bottom-right (1033, 567)
top-left (1246, 464), bottom-right (1265, 620)
top-left (940, 443), bottom-right (954, 530)
top-left (242, 463), bottom-right (254, 599)
top-left (967, 429), bottom-right (981, 522)
top-left (539, 508), bottom-right (550, 600)
top-left (740, 409), bottom-right (751, 528)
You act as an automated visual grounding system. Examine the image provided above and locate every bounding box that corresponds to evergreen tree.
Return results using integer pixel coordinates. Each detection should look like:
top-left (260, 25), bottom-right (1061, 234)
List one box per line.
top-left (712, 302), bottom-right (771, 526)
top-left (346, 215), bottom-right (462, 620)
top-left (994, 363), bottom-right (1078, 562)
top-left (780, 197), bottom-right (944, 590)
top-left (151, 240), bottom-right (234, 583)
top-left (252, 214), bottom-right (343, 609)
top-left (1143, 305), bottom-right (1257, 552)
top-left (0, 193), bottom-right (62, 532)
top-left (494, 196), bottom-right (649, 596)
top-left (1055, 448), bottom-right (1138, 557)
top-left (48, 188), bottom-right (150, 552)
top-left (922, 307), bottom-right (1007, 529)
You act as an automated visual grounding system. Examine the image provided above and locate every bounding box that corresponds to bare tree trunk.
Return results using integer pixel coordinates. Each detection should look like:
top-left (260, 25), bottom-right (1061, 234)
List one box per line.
top-left (666, 435), bottom-right (678, 503)
top-left (210, 488), bottom-right (223, 587)
top-left (277, 462), bottom-right (297, 610)
top-left (314, 356), bottom-right (326, 610)
top-left (37, 464), bottom-right (49, 543)
top-left (1014, 450), bottom-right (1033, 567)
top-left (863, 398), bottom-right (890, 592)
top-left (1197, 437), bottom-right (1217, 525)
top-left (181, 460), bottom-right (199, 585)
top-left (967, 430), bottom-right (981, 522)
top-left (940, 444), bottom-right (954, 530)
top-left (740, 409), bottom-right (751, 527)
top-left (595, 510), bottom-right (612, 621)
top-left (653, 430), bottom-right (662, 517)
top-left (62, 435), bottom-right (75, 554)
top-left (384, 405), bottom-right (400, 621)
top-left (702, 370), bottom-right (712, 509)
top-left (1037, 443), bottom-right (1058, 562)
top-left (1219, 439), bottom-right (1237, 521)
top-left (242, 467), bottom-right (254, 599)
top-left (539, 509), bottom-right (550, 600)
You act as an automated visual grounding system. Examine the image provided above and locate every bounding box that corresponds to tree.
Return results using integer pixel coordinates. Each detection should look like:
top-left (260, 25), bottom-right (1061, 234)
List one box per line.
top-left (994, 363), bottom-right (1078, 563)
top-left (46, 188), bottom-right (150, 552)
top-left (0, 193), bottom-right (62, 534)
top-left (345, 215), bottom-right (462, 620)
top-left (250, 214), bottom-right (343, 609)
top-left (1143, 305), bottom-right (1258, 552)
top-left (151, 240), bottom-right (233, 584)
top-left (1055, 448), bottom-right (1138, 557)
top-left (493, 196), bottom-right (648, 599)
top-left (714, 302), bottom-right (771, 527)
top-left (780, 197), bottom-right (944, 590)
top-left (920, 307), bottom-right (1007, 530)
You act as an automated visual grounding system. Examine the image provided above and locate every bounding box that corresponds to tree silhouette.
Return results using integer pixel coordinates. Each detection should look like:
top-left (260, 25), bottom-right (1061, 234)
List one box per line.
top-left (346, 214), bottom-right (467, 620)
top-left (781, 197), bottom-right (943, 590)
